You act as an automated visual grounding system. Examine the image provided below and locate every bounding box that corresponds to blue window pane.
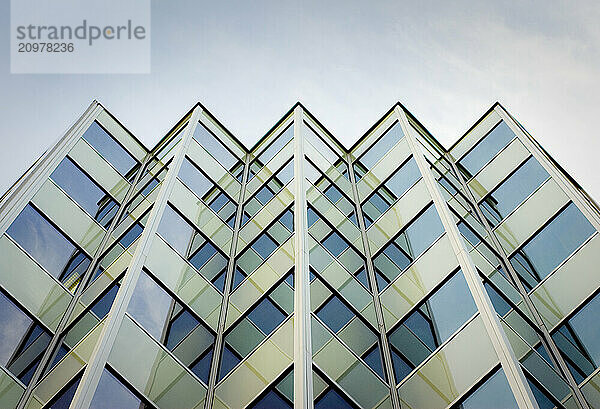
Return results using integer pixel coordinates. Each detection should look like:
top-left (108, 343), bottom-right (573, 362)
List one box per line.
top-left (189, 242), bottom-right (218, 270)
top-left (357, 121), bottom-right (404, 173)
top-left (391, 349), bottom-right (413, 382)
top-left (128, 272), bottom-right (172, 340)
top-left (219, 345), bottom-right (241, 380)
top-left (373, 203), bottom-right (444, 284)
top-left (252, 234), bottom-right (278, 259)
top-left (90, 283), bottom-right (120, 319)
top-left (0, 292), bottom-right (46, 371)
top-left (89, 369), bottom-right (148, 409)
top-left (307, 207), bottom-right (319, 228)
top-left (256, 125), bottom-right (294, 168)
top-left (157, 205), bottom-right (194, 255)
top-left (480, 157), bottom-right (549, 225)
top-left (484, 282), bottom-right (512, 317)
top-left (423, 271), bottom-right (477, 341)
top-left (48, 376), bottom-right (81, 409)
top-left (363, 345), bottom-right (385, 380)
top-left (459, 121), bottom-right (515, 176)
top-left (51, 157), bottom-right (116, 225)
top-left (354, 266), bottom-right (369, 290)
top-left (389, 271), bottom-right (477, 373)
top-left (526, 378), bottom-right (556, 409)
top-left (552, 292), bottom-right (600, 381)
top-left (322, 232), bottom-right (349, 257)
top-left (83, 122), bottom-right (137, 177)
top-left (256, 185), bottom-right (275, 205)
top-left (193, 123), bottom-right (239, 172)
top-left (279, 210), bottom-right (294, 232)
top-left (248, 298), bottom-right (286, 335)
top-left (178, 158), bottom-right (214, 199)
top-left (251, 390), bottom-right (292, 409)
top-left (458, 368), bottom-right (518, 409)
top-left (232, 267), bottom-right (247, 290)
top-left (212, 269), bottom-right (227, 293)
top-left (316, 296), bottom-right (354, 333)
top-left (7, 204), bottom-right (88, 282)
top-left (399, 204), bottom-right (444, 258)
top-left (209, 192), bottom-right (228, 212)
top-left (119, 222), bottom-right (143, 248)
top-left (315, 388), bottom-right (354, 409)
top-left (166, 310), bottom-right (199, 349)
top-left (404, 309), bottom-right (437, 350)
top-left (277, 159), bottom-right (294, 185)
top-left (191, 349), bottom-right (212, 385)
top-left (324, 185), bottom-right (342, 203)
top-left (385, 157), bottom-right (421, 198)
top-left (510, 203), bottom-right (595, 286)
top-left (457, 221), bottom-right (481, 246)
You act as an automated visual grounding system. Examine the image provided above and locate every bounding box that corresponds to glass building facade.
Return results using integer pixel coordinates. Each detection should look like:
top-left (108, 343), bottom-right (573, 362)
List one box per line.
top-left (0, 101), bottom-right (599, 409)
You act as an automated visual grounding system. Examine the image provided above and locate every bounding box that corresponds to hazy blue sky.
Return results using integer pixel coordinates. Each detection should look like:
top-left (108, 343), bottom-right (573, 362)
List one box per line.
top-left (2, 1), bottom-right (599, 199)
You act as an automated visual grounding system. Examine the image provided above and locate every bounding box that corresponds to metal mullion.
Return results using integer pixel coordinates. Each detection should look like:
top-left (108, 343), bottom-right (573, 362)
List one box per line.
top-left (345, 150), bottom-right (401, 409)
top-left (397, 105), bottom-right (541, 409)
top-left (15, 123), bottom-right (153, 409)
top-left (68, 106), bottom-right (203, 409)
top-left (292, 106), bottom-right (314, 409)
top-left (203, 147), bottom-right (251, 408)
top-left (445, 134), bottom-right (590, 409)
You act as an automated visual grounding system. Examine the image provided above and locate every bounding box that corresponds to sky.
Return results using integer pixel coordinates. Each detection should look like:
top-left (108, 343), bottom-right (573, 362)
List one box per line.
top-left (1, 0), bottom-right (599, 200)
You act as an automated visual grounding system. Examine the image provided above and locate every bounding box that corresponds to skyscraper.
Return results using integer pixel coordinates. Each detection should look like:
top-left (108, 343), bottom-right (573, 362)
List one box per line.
top-left (0, 100), bottom-right (598, 409)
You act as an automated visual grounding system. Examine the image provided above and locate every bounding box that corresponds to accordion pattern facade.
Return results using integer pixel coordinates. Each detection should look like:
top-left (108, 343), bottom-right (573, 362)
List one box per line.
top-left (0, 101), bottom-right (599, 409)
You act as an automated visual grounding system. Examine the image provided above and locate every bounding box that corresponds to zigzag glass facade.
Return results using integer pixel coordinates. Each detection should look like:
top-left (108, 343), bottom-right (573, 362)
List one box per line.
top-left (0, 101), bottom-right (599, 409)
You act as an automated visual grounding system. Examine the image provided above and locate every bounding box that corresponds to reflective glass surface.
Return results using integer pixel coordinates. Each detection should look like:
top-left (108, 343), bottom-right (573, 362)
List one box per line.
top-left (552, 291), bottom-right (600, 383)
top-left (82, 121), bottom-right (137, 177)
top-left (51, 157), bottom-right (119, 228)
top-left (89, 369), bottom-right (150, 409)
top-left (7, 204), bottom-right (91, 288)
top-left (480, 156), bottom-right (549, 226)
top-left (362, 157), bottom-right (421, 227)
top-left (458, 121), bottom-right (514, 177)
top-left (193, 122), bottom-right (239, 172)
top-left (455, 368), bottom-right (518, 408)
top-left (510, 202), bottom-right (595, 290)
top-left (0, 290), bottom-right (51, 385)
top-left (128, 270), bottom-right (214, 384)
top-left (388, 270), bottom-right (477, 384)
top-left (354, 121), bottom-right (404, 179)
top-left (373, 203), bottom-right (444, 290)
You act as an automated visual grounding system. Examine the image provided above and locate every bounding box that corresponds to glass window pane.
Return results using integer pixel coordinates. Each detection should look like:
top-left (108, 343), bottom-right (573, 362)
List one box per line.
top-left (552, 292), bottom-right (600, 381)
top-left (459, 121), bottom-right (515, 177)
top-left (89, 369), bottom-right (150, 409)
top-left (47, 376), bottom-right (81, 409)
top-left (456, 368), bottom-right (518, 408)
top-left (0, 290), bottom-right (51, 385)
top-left (510, 203), bottom-right (595, 288)
top-left (389, 271), bottom-right (477, 382)
top-left (255, 124), bottom-right (293, 168)
top-left (193, 122), bottom-right (239, 172)
top-left (51, 157), bottom-right (118, 227)
top-left (178, 157), bottom-right (215, 199)
top-left (82, 121), bottom-right (137, 177)
top-left (480, 157), bottom-right (549, 225)
top-left (355, 121), bottom-right (404, 176)
top-left (6, 204), bottom-right (91, 285)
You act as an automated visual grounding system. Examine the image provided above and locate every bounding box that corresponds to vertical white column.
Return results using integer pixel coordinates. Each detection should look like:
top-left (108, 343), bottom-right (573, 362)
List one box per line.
top-left (293, 105), bottom-right (314, 409)
top-left (69, 105), bottom-right (203, 409)
top-left (395, 105), bottom-right (540, 409)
